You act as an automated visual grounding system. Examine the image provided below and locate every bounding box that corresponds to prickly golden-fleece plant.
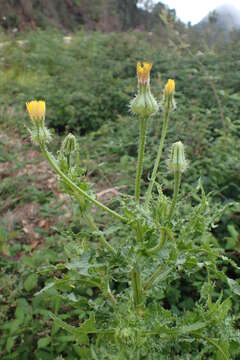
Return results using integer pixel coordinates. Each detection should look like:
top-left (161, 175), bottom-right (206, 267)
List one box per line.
top-left (24, 60), bottom-right (238, 358)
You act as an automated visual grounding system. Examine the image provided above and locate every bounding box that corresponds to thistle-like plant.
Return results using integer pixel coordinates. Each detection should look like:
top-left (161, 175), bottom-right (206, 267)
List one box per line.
top-left (25, 64), bottom-right (238, 358)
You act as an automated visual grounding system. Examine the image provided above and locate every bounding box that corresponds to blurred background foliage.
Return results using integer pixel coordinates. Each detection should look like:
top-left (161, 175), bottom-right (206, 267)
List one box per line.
top-left (1, 28), bottom-right (239, 203)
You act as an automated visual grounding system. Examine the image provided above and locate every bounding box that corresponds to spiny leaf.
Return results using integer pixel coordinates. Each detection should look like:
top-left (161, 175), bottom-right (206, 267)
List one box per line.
top-left (49, 312), bottom-right (96, 335)
top-left (178, 321), bottom-right (206, 335)
top-left (202, 336), bottom-right (230, 360)
top-left (227, 277), bottom-right (240, 296)
top-left (34, 282), bottom-right (55, 296)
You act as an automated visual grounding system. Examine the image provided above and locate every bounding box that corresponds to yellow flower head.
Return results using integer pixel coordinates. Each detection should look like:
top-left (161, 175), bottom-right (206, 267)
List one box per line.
top-left (137, 62), bottom-right (152, 85)
top-left (26, 100), bottom-right (46, 123)
top-left (165, 79), bottom-right (175, 96)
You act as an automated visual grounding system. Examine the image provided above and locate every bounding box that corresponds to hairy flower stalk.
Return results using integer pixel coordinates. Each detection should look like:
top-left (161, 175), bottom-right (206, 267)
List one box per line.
top-left (144, 79), bottom-right (175, 207)
top-left (130, 62), bottom-right (159, 309)
top-left (145, 142), bottom-right (187, 288)
top-left (131, 62), bottom-right (158, 203)
top-left (26, 101), bottom-right (126, 226)
top-left (135, 116), bottom-right (147, 203)
top-left (40, 143), bottom-right (126, 222)
top-left (131, 266), bottom-right (142, 312)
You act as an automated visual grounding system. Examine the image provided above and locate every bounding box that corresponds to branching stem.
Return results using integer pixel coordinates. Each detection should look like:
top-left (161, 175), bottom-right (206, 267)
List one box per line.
top-left (145, 98), bottom-right (170, 207)
top-left (143, 264), bottom-right (165, 292)
top-left (146, 229), bottom-right (166, 256)
top-left (40, 143), bottom-right (126, 223)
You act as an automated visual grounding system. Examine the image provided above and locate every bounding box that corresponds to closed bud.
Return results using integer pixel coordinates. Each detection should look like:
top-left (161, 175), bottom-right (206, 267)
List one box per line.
top-left (164, 79), bottom-right (176, 109)
top-left (165, 79), bottom-right (175, 96)
top-left (168, 141), bottom-right (187, 173)
top-left (26, 100), bottom-right (51, 144)
top-left (130, 62), bottom-right (158, 118)
top-left (137, 62), bottom-right (152, 86)
top-left (26, 100), bottom-right (45, 127)
top-left (61, 133), bottom-right (77, 156)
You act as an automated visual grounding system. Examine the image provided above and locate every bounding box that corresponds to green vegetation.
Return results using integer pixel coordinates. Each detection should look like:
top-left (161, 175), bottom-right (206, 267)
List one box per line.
top-left (0, 28), bottom-right (240, 359)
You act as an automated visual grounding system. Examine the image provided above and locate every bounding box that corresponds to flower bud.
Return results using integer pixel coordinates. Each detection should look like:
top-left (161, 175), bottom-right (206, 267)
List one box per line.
top-left (61, 133), bottom-right (77, 156)
top-left (165, 79), bottom-right (175, 96)
top-left (164, 79), bottom-right (176, 110)
top-left (26, 100), bottom-right (45, 127)
top-left (137, 62), bottom-right (152, 86)
top-left (130, 62), bottom-right (158, 118)
top-left (26, 100), bottom-right (51, 144)
top-left (168, 141), bottom-right (187, 173)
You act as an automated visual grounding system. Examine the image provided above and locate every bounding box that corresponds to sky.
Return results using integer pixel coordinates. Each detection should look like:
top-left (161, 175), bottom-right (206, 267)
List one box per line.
top-left (157, 0), bottom-right (240, 24)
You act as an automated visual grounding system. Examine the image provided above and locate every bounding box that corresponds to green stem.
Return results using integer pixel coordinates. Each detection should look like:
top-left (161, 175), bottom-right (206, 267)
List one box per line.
top-left (51, 297), bottom-right (61, 356)
top-left (168, 170), bottom-right (181, 222)
top-left (145, 99), bottom-right (170, 207)
top-left (107, 281), bottom-right (117, 305)
top-left (135, 117), bottom-right (148, 203)
top-left (136, 222), bottom-right (143, 243)
top-left (146, 229), bottom-right (166, 256)
top-left (86, 214), bottom-right (116, 255)
top-left (40, 143), bottom-right (126, 223)
top-left (66, 153), bottom-right (71, 169)
top-left (143, 264), bottom-right (165, 292)
top-left (131, 267), bottom-right (142, 311)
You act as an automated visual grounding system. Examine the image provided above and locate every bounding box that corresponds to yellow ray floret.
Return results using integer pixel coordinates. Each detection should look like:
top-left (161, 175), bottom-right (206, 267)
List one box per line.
top-left (137, 62), bottom-right (152, 84)
top-left (165, 79), bottom-right (175, 95)
top-left (26, 100), bottom-right (46, 122)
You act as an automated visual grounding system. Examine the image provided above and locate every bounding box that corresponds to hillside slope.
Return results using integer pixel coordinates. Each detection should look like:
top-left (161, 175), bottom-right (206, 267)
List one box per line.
top-left (0, 0), bottom-right (184, 34)
top-left (196, 4), bottom-right (240, 32)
